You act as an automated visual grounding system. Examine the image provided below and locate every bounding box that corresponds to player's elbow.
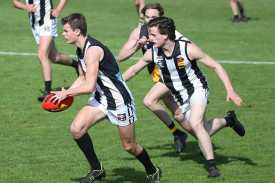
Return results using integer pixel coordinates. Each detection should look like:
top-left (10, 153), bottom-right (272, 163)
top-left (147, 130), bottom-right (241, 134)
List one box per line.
top-left (83, 83), bottom-right (95, 94)
top-left (130, 66), bottom-right (139, 77)
top-left (117, 55), bottom-right (125, 62)
top-left (212, 62), bottom-right (223, 73)
top-left (87, 86), bottom-right (95, 93)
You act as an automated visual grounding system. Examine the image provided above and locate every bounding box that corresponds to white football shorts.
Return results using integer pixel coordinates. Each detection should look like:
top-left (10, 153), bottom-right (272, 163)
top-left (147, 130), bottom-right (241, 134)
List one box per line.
top-left (31, 19), bottom-right (58, 44)
top-left (180, 89), bottom-right (209, 122)
top-left (88, 97), bottom-right (137, 126)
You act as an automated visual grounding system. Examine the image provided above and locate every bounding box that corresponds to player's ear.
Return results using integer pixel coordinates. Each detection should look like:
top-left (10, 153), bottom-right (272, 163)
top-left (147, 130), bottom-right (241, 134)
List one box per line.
top-left (162, 34), bottom-right (168, 40)
top-left (75, 28), bottom-right (81, 36)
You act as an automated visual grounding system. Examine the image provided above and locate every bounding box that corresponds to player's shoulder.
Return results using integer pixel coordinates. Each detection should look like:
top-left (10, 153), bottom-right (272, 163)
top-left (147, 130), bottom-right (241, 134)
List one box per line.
top-left (130, 26), bottom-right (142, 37)
top-left (175, 30), bottom-right (190, 41)
top-left (143, 48), bottom-right (153, 60)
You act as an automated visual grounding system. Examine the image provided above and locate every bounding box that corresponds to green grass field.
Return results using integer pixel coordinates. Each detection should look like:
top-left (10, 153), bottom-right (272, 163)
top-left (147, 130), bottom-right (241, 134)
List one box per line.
top-left (1, 0), bottom-right (275, 182)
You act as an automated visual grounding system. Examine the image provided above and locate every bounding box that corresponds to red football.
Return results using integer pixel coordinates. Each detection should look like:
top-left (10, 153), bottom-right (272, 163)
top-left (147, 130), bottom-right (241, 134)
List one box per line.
top-left (42, 93), bottom-right (74, 112)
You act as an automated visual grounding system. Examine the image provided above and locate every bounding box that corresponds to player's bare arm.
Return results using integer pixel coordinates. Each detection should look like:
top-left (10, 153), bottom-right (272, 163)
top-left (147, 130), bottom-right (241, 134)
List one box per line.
top-left (67, 64), bottom-right (86, 90)
top-left (51, 0), bottom-right (68, 18)
top-left (117, 27), bottom-right (148, 62)
top-left (13, 0), bottom-right (36, 13)
top-left (122, 49), bottom-right (153, 81)
top-left (51, 46), bottom-right (103, 103)
top-left (187, 42), bottom-right (242, 107)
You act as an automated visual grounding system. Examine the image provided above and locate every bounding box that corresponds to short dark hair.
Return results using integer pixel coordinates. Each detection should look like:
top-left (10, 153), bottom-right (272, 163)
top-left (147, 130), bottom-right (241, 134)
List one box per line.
top-left (141, 3), bottom-right (164, 16)
top-left (148, 16), bottom-right (176, 41)
top-left (61, 13), bottom-right (87, 36)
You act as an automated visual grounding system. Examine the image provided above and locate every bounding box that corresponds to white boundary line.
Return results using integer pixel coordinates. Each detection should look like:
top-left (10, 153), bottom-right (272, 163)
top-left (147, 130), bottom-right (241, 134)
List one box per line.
top-left (1, 51), bottom-right (275, 65)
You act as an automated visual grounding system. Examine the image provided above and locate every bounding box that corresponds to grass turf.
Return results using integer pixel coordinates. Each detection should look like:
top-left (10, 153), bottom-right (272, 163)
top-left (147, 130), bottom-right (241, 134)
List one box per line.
top-left (1, 0), bottom-right (275, 182)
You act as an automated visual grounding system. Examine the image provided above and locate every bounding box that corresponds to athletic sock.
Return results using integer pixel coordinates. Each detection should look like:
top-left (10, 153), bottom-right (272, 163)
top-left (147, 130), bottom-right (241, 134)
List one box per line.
top-left (168, 121), bottom-right (180, 136)
top-left (45, 81), bottom-right (51, 93)
top-left (71, 59), bottom-right (78, 69)
top-left (207, 159), bottom-right (217, 170)
top-left (135, 147), bottom-right (156, 174)
top-left (234, 15), bottom-right (239, 19)
top-left (74, 133), bottom-right (101, 170)
top-left (225, 116), bottom-right (233, 127)
top-left (239, 8), bottom-right (246, 17)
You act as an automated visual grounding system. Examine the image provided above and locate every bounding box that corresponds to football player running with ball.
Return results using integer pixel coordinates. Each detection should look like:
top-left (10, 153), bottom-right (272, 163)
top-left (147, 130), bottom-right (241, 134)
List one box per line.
top-left (50, 13), bottom-right (161, 183)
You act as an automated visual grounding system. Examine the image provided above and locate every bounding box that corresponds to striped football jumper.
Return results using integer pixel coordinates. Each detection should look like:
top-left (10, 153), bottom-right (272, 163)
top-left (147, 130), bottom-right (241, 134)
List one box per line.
top-left (152, 40), bottom-right (208, 106)
top-left (25, 0), bottom-right (55, 28)
top-left (76, 36), bottom-right (134, 110)
top-left (139, 24), bottom-right (188, 83)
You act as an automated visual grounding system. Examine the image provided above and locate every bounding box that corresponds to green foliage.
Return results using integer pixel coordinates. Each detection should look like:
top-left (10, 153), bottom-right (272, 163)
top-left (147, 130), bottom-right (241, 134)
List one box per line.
top-left (1, 0), bottom-right (275, 182)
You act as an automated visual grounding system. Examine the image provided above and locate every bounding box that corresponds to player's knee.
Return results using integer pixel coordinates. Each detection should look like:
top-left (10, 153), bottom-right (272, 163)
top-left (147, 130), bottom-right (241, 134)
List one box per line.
top-left (190, 121), bottom-right (203, 133)
top-left (173, 112), bottom-right (184, 123)
top-left (123, 142), bottom-right (136, 154)
top-left (49, 54), bottom-right (59, 63)
top-left (37, 52), bottom-right (47, 63)
top-left (70, 124), bottom-right (84, 138)
top-left (143, 96), bottom-right (154, 109)
top-left (70, 125), bottom-right (78, 135)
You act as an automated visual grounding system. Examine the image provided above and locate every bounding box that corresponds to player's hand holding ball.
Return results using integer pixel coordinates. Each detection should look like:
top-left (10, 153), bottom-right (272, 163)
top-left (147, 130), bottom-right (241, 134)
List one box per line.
top-left (42, 87), bottom-right (74, 112)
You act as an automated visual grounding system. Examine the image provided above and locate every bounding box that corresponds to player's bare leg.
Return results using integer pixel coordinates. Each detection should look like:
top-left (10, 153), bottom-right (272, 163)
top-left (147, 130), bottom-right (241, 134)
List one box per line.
top-left (144, 82), bottom-right (188, 153)
top-left (162, 93), bottom-right (195, 136)
top-left (188, 104), bottom-right (220, 178)
top-left (71, 105), bottom-right (106, 139)
top-left (204, 118), bottom-right (227, 136)
top-left (71, 105), bottom-right (107, 183)
top-left (49, 40), bottom-right (74, 65)
top-left (38, 36), bottom-right (52, 82)
top-left (118, 123), bottom-right (162, 182)
top-left (49, 40), bottom-right (79, 75)
top-left (37, 36), bottom-right (53, 101)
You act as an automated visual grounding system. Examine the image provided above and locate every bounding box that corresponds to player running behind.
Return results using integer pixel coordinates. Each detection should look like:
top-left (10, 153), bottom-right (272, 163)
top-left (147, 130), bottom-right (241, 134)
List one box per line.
top-left (134, 0), bottom-right (146, 26)
top-left (118, 3), bottom-right (193, 154)
top-left (51, 13), bottom-right (161, 183)
top-left (122, 16), bottom-right (245, 178)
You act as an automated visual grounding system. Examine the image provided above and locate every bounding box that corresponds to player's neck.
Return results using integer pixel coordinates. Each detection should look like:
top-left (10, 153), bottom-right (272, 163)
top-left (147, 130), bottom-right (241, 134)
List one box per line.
top-left (162, 40), bottom-right (175, 57)
top-left (76, 36), bottom-right (88, 52)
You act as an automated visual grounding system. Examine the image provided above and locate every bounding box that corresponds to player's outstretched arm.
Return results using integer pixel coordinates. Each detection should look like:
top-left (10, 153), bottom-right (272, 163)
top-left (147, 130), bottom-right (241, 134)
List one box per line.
top-left (122, 49), bottom-right (152, 81)
top-left (187, 42), bottom-right (242, 107)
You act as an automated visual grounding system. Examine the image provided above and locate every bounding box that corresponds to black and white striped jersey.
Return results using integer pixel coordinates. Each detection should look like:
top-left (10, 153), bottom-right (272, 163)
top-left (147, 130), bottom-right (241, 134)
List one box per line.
top-left (25, 0), bottom-right (55, 28)
top-left (152, 40), bottom-right (208, 106)
top-left (139, 25), bottom-right (189, 82)
top-left (76, 36), bottom-right (133, 110)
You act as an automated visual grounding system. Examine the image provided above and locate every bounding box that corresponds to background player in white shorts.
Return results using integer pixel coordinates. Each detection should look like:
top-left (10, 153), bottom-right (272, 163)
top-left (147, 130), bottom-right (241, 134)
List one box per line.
top-left (51, 13), bottom-right (162, 183)
top-left (13, 0), bottom-right (79, 101)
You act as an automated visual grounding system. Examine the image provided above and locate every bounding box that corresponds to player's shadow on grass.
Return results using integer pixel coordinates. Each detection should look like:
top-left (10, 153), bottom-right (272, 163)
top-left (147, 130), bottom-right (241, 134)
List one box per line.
top-left (70, 167), bottom-right (147, 183)
top-left (146, 141), bottom-right (257, 168)
top-left (228, 16), bottom-right (257, 22)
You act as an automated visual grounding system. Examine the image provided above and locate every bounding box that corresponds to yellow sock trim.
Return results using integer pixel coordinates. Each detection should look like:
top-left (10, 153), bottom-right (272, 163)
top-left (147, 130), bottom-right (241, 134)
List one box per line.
top-left (170, 126), bottom-right (178, 133)
top-left (139, 18), bottom-right (143, 22)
